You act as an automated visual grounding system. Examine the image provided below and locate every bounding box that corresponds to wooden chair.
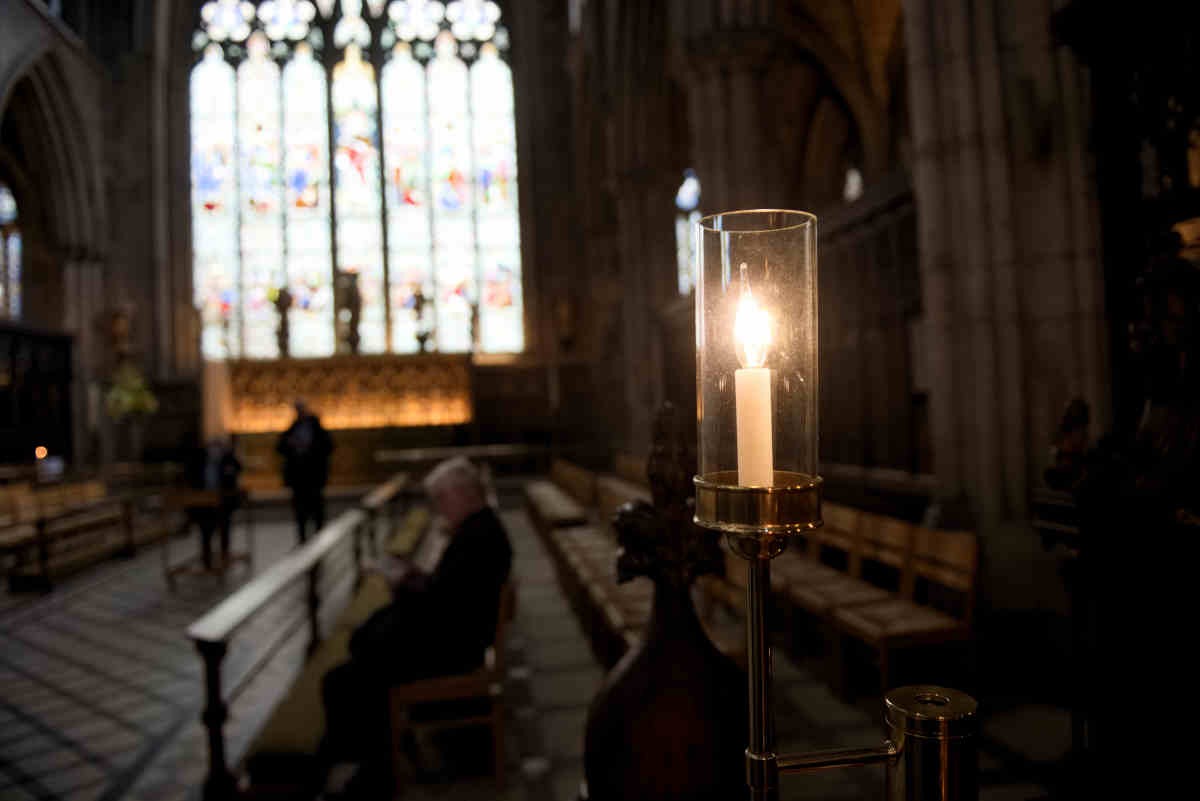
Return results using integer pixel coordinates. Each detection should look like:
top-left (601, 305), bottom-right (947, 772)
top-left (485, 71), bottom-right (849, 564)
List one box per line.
top-left (830, 526), bottom-right (978, 693)
top-left (854, 512), bottom-right (916, 592)
top-left (786, 506), bottom-right (894, 618)
top-left (388, 580), bottom-right (517, 791)
top-left (772, 502), bottom-right (857, 592)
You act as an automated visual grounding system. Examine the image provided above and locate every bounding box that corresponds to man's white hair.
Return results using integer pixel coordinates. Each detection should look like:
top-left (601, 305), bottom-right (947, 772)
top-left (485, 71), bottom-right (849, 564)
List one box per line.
top-left (423, 457), bottom-right (484, 497)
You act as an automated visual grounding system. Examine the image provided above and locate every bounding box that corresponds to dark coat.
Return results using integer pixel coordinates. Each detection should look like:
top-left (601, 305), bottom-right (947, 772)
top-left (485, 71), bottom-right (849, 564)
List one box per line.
top-left (275, 414), bottom-right (334, 489)
top-left (349, 506), bottom-right (513, 682)
top-left (185, 446), bottom-right (242, 492)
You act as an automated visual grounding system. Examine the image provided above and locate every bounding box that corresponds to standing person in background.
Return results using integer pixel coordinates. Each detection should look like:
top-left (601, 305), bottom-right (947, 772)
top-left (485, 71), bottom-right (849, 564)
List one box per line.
top-left (276, 399), bottom-right (334, 544)
top-left (185, 436), bottom-right (242, 569)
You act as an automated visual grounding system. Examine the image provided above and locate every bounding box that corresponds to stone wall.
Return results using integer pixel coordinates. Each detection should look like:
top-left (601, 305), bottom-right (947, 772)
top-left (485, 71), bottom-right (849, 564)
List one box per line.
top-left (0, 0), bottom-right (112, 466)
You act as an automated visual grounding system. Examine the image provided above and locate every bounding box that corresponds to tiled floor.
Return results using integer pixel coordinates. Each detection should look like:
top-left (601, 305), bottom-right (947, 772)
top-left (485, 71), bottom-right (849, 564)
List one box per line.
top-left (1, 490), bottom-right (1063, 801)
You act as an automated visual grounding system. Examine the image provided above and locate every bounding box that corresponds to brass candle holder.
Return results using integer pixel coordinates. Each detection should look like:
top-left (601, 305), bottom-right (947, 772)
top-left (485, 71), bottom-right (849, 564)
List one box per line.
top-left (693, 210), bottom-right (977, 801)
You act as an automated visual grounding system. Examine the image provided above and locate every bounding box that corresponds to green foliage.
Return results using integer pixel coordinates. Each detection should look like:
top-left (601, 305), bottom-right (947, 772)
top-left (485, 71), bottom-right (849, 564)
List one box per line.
top-left (106, 363), bottom-right (159, 420)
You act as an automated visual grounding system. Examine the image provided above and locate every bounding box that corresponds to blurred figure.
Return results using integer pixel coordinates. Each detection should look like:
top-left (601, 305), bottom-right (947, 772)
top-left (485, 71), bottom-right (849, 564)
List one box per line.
top-left (185, 436), bottom-right (242, 570)
top-left (276, 399), bottom-right (334, 544)
top-left (320, 458), bottom-right (512, 796)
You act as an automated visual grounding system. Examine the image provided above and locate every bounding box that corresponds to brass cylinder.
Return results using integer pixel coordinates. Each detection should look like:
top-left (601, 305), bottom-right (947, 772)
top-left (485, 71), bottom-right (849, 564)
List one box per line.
top-left (885, 686), bottom-right (978, 801)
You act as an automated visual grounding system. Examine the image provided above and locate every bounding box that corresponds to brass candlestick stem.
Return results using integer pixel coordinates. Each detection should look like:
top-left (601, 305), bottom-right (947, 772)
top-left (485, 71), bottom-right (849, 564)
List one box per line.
top-left (716, 513), bottom-right (978, 801)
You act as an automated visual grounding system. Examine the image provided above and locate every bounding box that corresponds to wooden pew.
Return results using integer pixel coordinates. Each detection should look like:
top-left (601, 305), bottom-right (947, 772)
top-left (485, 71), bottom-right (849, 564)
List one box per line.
top-left (694, 498), bottom-right (979, 693)
top-left (522, 459), bottom-right (595, 540)
top-left (830, 524), bottom-right (978, 693)
top-left (1, 479), bottom-right (172, 592)
top-left (784, 509), bottom-right (901, 621)
top-left (527, 458), bottom-right (736, 669)
top-left (187, 474), bottom-right (408, 801)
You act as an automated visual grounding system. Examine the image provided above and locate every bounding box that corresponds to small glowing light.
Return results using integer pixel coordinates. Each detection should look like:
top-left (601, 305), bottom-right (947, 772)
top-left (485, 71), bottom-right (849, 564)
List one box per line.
top-left (733, 263), bottom-right (771, 368)
top-left (34, 446), bottom-right (48, 460)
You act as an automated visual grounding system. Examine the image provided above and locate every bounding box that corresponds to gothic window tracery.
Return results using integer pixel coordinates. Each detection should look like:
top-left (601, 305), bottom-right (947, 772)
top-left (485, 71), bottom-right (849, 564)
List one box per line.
top-left (190, 0), bottom-right (521, 359)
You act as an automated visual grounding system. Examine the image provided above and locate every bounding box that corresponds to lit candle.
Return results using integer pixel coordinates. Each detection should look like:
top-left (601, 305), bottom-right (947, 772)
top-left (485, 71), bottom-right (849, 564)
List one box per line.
top-left (733, 263), bottom-right (773, 486)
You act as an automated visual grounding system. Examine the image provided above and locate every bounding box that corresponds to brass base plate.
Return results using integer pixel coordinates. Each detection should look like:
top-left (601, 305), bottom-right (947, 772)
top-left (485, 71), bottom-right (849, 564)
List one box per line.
top-left (693, 471), bottom-right (823, 538)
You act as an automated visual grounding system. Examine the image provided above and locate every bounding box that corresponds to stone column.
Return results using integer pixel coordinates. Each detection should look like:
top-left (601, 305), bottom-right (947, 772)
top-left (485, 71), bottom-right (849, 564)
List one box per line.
top-left (614, 168), bottom-right (679, 454)
top-left (62, 257), bottom-right (106, 468)
top-left (676, 32), bottom-right (783, 214)
top-left (904, 0), bottom-right (1107, 543)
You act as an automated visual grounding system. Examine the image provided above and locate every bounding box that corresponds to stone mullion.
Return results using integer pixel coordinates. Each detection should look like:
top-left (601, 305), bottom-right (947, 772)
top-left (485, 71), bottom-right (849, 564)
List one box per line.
top-left (369, 39), bottom-right (392, 353)
top-left (421, 53), bottom-right (438, 350)
top-left (465, 53), bottom-right (481, 354)
top-left (319, 38), bottom-right (342, 353)
top-left (230, 52), bottom-right (247, 359)
top-left (277, 53), bottom-right (290, 356)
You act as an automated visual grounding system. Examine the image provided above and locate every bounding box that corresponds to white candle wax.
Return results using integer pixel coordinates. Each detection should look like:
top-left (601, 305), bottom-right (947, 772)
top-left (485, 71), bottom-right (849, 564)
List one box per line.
top-left (735, 366), bottom-right (773, 486)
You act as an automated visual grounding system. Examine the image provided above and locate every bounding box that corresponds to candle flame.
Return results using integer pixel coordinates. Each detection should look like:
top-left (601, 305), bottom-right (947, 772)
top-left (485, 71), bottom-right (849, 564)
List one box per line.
top-left (734, 263), bottom-right (771, 368)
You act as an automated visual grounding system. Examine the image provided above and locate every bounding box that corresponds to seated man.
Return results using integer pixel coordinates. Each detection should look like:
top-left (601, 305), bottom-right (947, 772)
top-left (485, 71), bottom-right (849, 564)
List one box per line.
top-left (321, 457), bottom-right (512, 793)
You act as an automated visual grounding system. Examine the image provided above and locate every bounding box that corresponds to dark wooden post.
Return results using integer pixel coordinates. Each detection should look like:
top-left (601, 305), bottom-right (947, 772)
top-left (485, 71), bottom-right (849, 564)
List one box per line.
top-left (34, 517), bottom-right (51, 592)
top-left (388, 488), bottom-right (400, 541)
top-left (306, 563), bottom-right (322, 656)
top-left (354, 513), bottom-right (367, 587)
top-left (197, 640), bottom-right (236, 801)
top-left (243, 491), bottom-right (255, 572)
top-left (120, 498), bottom-right (136, 556)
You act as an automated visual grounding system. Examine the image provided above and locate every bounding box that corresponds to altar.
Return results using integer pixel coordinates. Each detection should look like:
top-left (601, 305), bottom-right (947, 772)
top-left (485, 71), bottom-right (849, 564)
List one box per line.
top-left (205, 353), bottom-right (473, 436)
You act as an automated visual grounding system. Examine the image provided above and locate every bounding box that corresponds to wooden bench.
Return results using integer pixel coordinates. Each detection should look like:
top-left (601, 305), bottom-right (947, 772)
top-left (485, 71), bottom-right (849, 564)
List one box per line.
top-left (524, 459), bottom-right (741, 669)
top-left (522, 458), bottom-right (595, 538)
top-left (1, 480), bottom-right (172, 592)
top-left (697, 500), bottom-right (979, 693)
top-left (829, 524), bottom-right (977, 693)
top-left (187, 474), bottom-right (408, 801)
top-left (611, 450), bottom-right (647, 487)
top-left (554, 525), bottom-right (653, 666)
top-left (595, 473), bottom-right (651, 526)
top-left (376, 442), bottom-right (548, 475)
top-left (522, 459), bottom-right (648, 665)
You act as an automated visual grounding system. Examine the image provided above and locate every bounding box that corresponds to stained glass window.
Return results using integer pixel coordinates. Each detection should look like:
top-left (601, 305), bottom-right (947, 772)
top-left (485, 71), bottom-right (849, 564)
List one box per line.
top-left (675, 168), bottom-right (701, 295)
top-left (471, 42), bottom-right (521, 351)
top-left (381, 42), bottom-right (431, 352)
top-left (0, 181), bottom-right (20, 320)
top-left (190, 0), bottom-right (522, 359)
top-left (333, 42), bottom-right (387, 353)
top-left (284, 42), bottom-right (336, 356)
top-left (238, 32), bottom-right (285, 358)
top-left (428, 31), bottom-right (474, 352)
top-left (191, 44), bottom-right (240, 356)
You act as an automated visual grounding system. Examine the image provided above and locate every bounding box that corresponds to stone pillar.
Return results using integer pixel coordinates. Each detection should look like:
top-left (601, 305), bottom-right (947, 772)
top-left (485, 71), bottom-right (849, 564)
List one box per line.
top-left (62, 258), bottom-right (106, 468)
top-left (677, 32), bottom-right (784, 214)
top-left (615, 169), bottom-right (679, 454)
top-left (903, 0), bottom-right (1108, 615)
